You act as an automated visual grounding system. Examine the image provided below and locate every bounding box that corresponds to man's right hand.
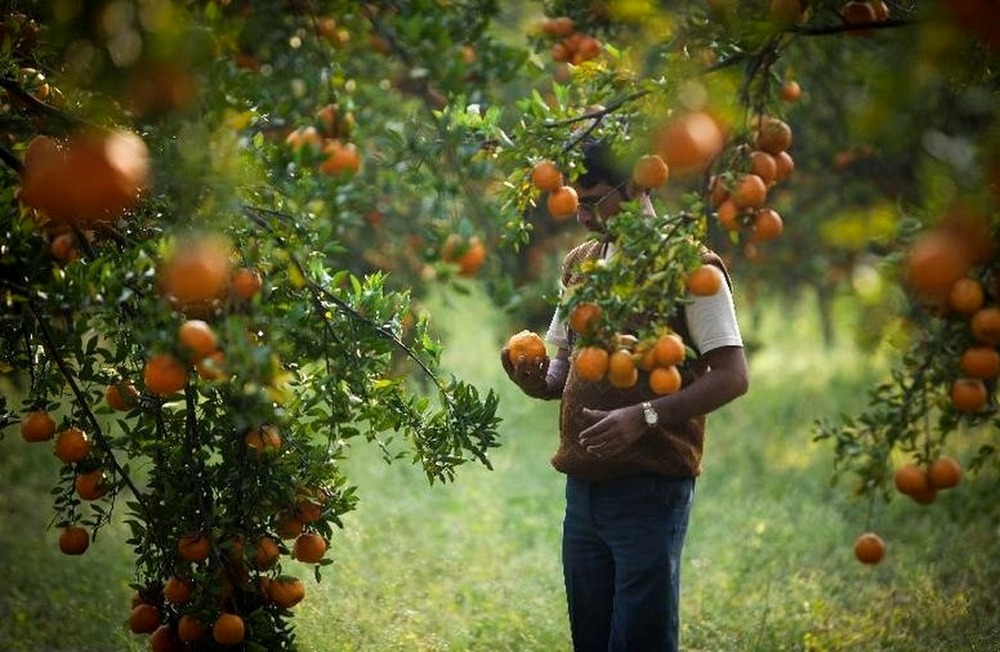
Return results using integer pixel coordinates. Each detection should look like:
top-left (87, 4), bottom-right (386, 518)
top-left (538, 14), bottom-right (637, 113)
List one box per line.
top-left (500, 347), bottom-right (550, 398)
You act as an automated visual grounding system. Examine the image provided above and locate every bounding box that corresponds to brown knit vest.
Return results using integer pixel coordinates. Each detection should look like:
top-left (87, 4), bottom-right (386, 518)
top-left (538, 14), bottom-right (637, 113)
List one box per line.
top-left (551, 239), bottom-right (731, 482)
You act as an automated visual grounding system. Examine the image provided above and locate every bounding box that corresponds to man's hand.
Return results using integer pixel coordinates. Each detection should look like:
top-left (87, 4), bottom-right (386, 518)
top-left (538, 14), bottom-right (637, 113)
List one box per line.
top-left (577, 405), bottom-right (646, 457)
top-left (500, 347), bottom-right (550, 398)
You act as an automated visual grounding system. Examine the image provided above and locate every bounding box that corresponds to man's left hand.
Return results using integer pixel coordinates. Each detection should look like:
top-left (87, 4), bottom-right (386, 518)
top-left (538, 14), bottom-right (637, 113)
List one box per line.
top-left (578, 405), bottom-right (646, 457)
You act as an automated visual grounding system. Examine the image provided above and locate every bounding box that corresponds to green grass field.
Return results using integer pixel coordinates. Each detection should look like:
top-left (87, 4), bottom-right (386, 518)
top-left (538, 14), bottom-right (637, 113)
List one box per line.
top-left (1, 288), bottom-right (997, 651)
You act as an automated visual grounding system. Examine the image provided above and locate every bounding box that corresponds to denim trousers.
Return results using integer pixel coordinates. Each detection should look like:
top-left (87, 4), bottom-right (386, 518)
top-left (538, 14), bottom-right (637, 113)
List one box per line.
top-left (562, 473), bottom-right (696, 652)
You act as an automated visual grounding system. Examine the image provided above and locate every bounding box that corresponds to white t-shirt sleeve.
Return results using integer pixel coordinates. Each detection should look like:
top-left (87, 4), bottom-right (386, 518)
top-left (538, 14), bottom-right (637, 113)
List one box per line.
top-left (685, 278), bottom-right (744, 354)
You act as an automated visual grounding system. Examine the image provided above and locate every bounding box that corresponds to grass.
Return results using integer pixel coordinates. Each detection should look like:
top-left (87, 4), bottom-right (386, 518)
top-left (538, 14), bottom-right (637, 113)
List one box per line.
top-left (1, 287), bottom-right (998, 651)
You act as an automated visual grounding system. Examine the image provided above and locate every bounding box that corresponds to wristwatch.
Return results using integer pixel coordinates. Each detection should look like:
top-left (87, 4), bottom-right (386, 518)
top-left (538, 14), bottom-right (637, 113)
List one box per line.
top-left (641, 401), bottom-right (658, 427)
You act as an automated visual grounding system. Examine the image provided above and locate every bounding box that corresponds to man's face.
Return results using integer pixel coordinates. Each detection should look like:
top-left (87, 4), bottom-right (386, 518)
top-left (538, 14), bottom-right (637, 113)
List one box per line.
top-left (573, 181), bottom-right (625, 233)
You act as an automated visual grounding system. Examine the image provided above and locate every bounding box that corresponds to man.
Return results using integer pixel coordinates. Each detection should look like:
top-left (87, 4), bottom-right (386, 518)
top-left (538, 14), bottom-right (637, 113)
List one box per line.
top-left (501, 140), bottom-right (749, 651)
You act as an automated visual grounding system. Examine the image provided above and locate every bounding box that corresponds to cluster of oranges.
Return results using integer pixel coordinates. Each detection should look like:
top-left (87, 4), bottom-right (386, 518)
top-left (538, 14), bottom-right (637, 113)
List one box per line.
top-left (904, 212), bottom-right (999, 413)
top-left (441, 233), bottom-right (488, 277)
top-left (285, 103), bottom-right (361, 177)
top-left (711, 116), bottom-right (794, 243)
top-left (539, 16), bottom-right (602, 66)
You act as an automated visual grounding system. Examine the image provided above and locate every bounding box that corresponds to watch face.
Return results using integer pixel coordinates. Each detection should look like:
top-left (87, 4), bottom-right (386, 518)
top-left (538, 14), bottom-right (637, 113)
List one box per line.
top-left (643, 403), bottom-right (657, 426)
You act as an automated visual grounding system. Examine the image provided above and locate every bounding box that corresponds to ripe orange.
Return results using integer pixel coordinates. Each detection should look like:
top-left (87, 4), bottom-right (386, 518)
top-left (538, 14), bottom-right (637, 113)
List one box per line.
top-left (506, 330), bottom-right (547, 364)
top-left (908, 485), bottom-right (938, 505)
top-left (779, 79), bottom-right (802, 102)
top-left (253, 536), bottom-right (281, 569)
top-left (655, 111), bottom-right (725, 177)
top-left (144, 352), bottom-right (188, 396)
top-left (196, 350), bottom-right (228, 381)
top-left (649, 365), bottom-right (682, 395)
top-left (320, 139), bottom-right (361, 175)
top-left (293, 532), bottom-right (328, 564)
top-left (212, 613), bottom-right (246, 646)
top-left (20, 409), bottom-right (56, 442)
top-left (569, 302), bottom-right (603, 336)
top-left (853, 532), bottom-right (885, 565)
top-left (547, 185), bottom-right (579, 220)
top-left (442, 234), bottom-right (487, 277)
top-left (276, 511), bottom-right (305, 540)
top-left (872, 0), bottom-right (890, 20)
top-left (947, 278), bottom-right (984, 315)
top-left (731, 174), bottom-right (768, 209)
top-left (632, 154), bottom-right (669, 189)
top-left (50, 232), bottom-right (78, 263)
top-left (892, 463), bottom-right (927, 496)
top-left (950, 377), bottom-right (988, 412)
top-left (245, 425), bottom-right (283, 458)
top-left (129, 603), bottom-right (161, 634)
top-left (607, 350), bottom-right (637, 389)
top-left (752, 208), bottom-right (784, 242)
top-left (58, 525), bottom-right (90, 555)
top-left (178, 319), bottom-right (218, 362)
top-left (163, 575), bottom-right (192, 605)
top-left (970, 307), bottom-right (1000, 346)
top-left (150, 624), bottom-right (182, 652)
top-left (926, 456), bottom-right (962, 489)
top-left (296, 489), bottom-right (327, 523)
top-left (75, 469), bottom-right (109, 500)
top-left (654, 333), bottom-right (686, 367)
top-left (177, 532), bottom-right (211, 562)
top-left (716, 199), bottom-right (741, 231)
top-left (55, 427), bottom-right (91, 464)
top-left (755, 117), bottom-right (792, 155)
top-left (686, 264), bottom-right (724, 296)
top-left (749, 150), bottom-right (777, 186)
top-left (904, 230), bottom-right (972, 305)
top-left (541, 16), bottom-right (575, 37)
top-left (530, 160), bottom-right (563, 191)
top-left (959, 346), bottom-right (1000, 379)
top-left (268, 576), bottom-right (306, 609)
top-left (841, 0), bottom-right (877, 35)
top-left (574, 346), bottom-right (609, 382)
top-left (105, 381), bottom-right (138, 411)
top-left (177, 614), bottom-right (207, 643)
top-left (773, 150), bottom-right (795, 182)
top-left (157, 235), bottom-right (232, 309)
top-left (231, 266), bottom-right (263, 301)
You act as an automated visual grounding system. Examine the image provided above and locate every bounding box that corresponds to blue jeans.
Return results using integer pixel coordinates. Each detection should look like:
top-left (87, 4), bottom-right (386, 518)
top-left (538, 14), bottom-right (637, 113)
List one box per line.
top-left (562, 474), bottom-right (695, 652)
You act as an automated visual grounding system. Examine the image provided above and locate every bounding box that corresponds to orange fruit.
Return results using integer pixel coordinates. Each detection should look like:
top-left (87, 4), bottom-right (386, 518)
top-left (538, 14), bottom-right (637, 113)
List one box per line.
top-left (948, 278), bottom-right (984, 315)
top-left (245, 425), bottom-right (283, 459)
top-left (971, 307), bottom-right (1000, 345)
top-left (731, 174), bottom-right (768, 209)
top-left (569, 302), bottom-right (603, 336)
top-left (752, 208), bottom-right (784, 242)
top-left (293, 532), bottom-right (328, 564)
top-left (150, 624), bottom-right (182, 652)
top-left (178, 319), bottom-right (218, 362)
top-left (50, 232), bottom-right (79, 263)
top-left (542, 16), bottom-right (575, 37)
top-left (749, 150), bottom-right (777, 186)
top-left (908, 485), bottom-right (938, 505)
top-left (547, 185), bottom-right (579, 220)
top-left (655, 111), bottom-right (725, 177)
top-left (253, 536), bottom-right (281, 569)
top-left (574, 346), bottom-right (609, 382)
top-left (950, 377), bottom-right (988, 412)
top-left (773, 150), bottom-right (795, 182)
top-left (20, 409), bottom-right (56, 442)
top-left (157, 234), bottom-right (232, 309)
top-left (129, 603), bottom-right (160, 634)
top-left (755, 117), bottom-right (792, 155)
top-left (632, 154), bottom-right (669, 189)
top-left (163, 575), bottom-right (193, 605)
top-left (649, 365), bottom-right (682, 395)
top-left (893, 463), bottom-right (927, 496)
top-left (853, 532), bottom-right (885, 564)
top-left (841, 0), bottom-right (877, 34)
top-left (654, 333), bottom-right (686, 367)
top-left (296, 490), bottom-right (327, 523)
top-left (686, 264), bottom-right (724, 296)
top-left (144, 352), bottom-right (188, 396)
top-left (926, 456), bottom-right (962, 489)
top-left (904, 230), bottom-right (972, 304)
top-left (708, 175), bottom-right (729, 206)
top-left (231, 266), bottom-right (263, 301)
top-left (55, 427), bottom-right (91, 464)
top-left (212, 613), bottom-right (246, 646)
top-left (58, 525), bottom-right (90, 555)
top-left (779, 80), bottom-right (802, 102)
top-left (276, 512), bottom-right (305, 540)
top-left (268, 576), bottom-right (306, 609)
top-left (105, 381), bottom-right (138, 411)
top-left (177, 614), bottom-right (207, 643)
top-left (959, 346), bottom-right (1000, 379)
top-left (607, 350), bottom-right (637, 388)
top-left (196, 350), bottom-right (227, 381)
top-left (320, 139), bottom-right (361, 175)
top-left (716, 198), bottom-right (741, 231)
top-left (441, 234), bottom-right (487, 277)
top-left (75, 469), bottom-right (109, 500)
top-left (506, 329), bottom-right (547, 364)
top-left (530, 160), bottom-right (563, 191)
top-left (872, 0), bottom-right (890, 20)
top-left (177, 532), bottom-right (211, 562)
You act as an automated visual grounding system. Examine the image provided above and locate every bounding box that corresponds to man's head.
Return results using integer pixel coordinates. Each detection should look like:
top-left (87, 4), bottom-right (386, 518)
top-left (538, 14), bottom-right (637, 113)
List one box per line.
top-left (572, 139), bottom-right (640, 233)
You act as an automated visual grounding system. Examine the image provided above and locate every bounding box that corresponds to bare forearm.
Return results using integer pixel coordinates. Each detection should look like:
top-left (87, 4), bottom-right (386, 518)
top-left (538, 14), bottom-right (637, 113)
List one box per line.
top-left (648, 346), bottom-right (749, 424)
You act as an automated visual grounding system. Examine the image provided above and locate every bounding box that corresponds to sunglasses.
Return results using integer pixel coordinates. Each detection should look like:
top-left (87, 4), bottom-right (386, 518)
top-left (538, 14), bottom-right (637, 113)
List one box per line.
top-left (577, 184), bottom-right (625, 211)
